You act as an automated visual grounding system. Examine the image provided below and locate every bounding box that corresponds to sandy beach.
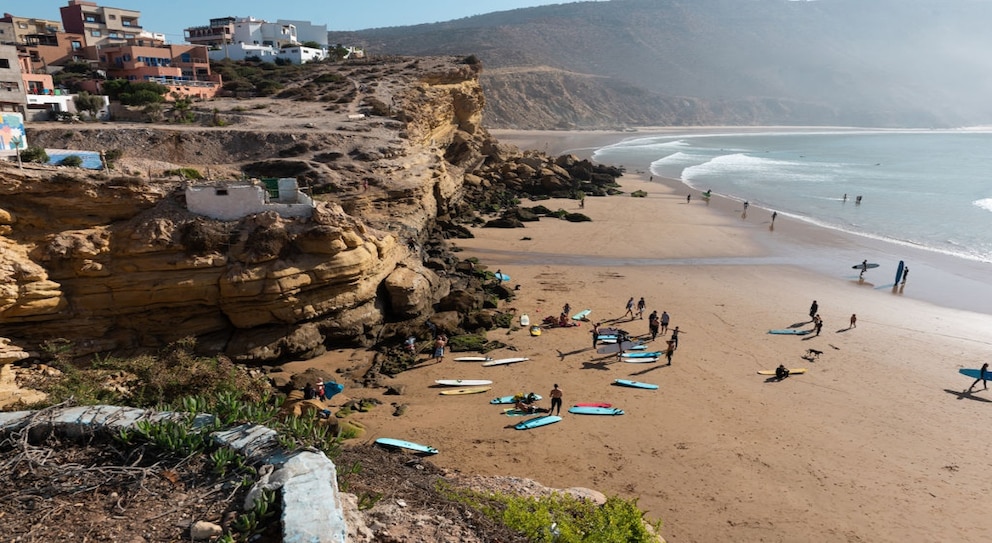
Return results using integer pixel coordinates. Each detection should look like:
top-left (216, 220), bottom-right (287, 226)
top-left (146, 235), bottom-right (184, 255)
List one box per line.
top-left (311, 129), bottom-right (992, 542)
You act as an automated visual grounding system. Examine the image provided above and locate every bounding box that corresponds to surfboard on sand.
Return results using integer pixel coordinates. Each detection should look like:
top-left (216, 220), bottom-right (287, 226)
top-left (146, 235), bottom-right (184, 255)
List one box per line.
top-left (757, 368), bottom-right (807, 375)
top-left (454, 356), bottom-right (492, 362)
top-left (435, 379), bottom-right (492, 387)
top-left (572, 309), bottom-right (592, 320)
top-left (514, 415), bottom-right (562, 430)
top-left (614, 379), bottom-right (659, 390)
top-left (959, 368), bottom-right (988, 380)
top-left (851, 263), bottom-right (880, 270)
top-left (482, 357), bottom-right (529, 367)
top-left (575, 402), bottom-right (612, 408)
top-left (375, 438), bottom-right (438, 455)
top-left (530, 325), bottom-right (542, 336)
top-left (491, 394), bottom-right (543, 405)
top-left (440, 386), bottom-right (491, 395)
top-left (622, 356), bottom-right (660, 364)
top-left (622, 351), bottom-right (662, 358)
top-left (494, 272), bottom-right (511, 282)
top-left (568, 406), bottom-right (625, 416)
top-left (768, 329), bottom-right (811, 335)
top-left (520, 314), bottom-right (530, 326)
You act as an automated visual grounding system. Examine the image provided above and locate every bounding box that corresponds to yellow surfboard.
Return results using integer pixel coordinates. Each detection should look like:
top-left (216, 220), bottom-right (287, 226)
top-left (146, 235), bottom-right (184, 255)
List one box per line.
top-left (439, 386), bottom-right (492, 395)
top-left (757, 368), bottom-right (807, 375)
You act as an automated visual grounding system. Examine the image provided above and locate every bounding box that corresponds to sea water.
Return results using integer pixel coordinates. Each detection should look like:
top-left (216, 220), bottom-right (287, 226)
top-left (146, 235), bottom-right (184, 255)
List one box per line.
top-left (592, 130), bottom-right (992, 264)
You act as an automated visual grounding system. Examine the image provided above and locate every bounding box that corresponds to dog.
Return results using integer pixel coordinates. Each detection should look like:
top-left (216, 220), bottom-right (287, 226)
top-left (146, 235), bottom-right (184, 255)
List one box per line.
top-left (805, 348), bottom-right (823, 360)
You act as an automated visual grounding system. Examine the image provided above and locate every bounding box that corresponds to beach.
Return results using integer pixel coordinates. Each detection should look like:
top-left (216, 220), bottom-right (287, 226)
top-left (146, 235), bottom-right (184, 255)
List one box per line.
top-left (310, 129), bottom-right (992, 542)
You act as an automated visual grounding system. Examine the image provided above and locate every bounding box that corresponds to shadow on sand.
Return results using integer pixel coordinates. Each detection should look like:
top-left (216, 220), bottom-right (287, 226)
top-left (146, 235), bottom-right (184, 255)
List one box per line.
top-left (943, 389), bottom-right (992, 403)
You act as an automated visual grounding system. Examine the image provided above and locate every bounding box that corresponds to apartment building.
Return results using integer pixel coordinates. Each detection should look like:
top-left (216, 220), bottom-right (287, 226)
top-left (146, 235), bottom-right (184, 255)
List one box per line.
top-left (60, 0), bottom-right (143, 47)
top-left (0, 14), bottom-right (63, 45)
top-left (95, 43), bottom-right (222, 100)
top-left (0, 44), bottom-right (26, 114)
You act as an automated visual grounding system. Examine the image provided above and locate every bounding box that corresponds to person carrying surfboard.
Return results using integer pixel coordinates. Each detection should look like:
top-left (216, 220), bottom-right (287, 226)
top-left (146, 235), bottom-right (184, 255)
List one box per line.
top-left (967, 362), bottom-right (989, 392)
top-left (859, 260), bottom-right (868, 278)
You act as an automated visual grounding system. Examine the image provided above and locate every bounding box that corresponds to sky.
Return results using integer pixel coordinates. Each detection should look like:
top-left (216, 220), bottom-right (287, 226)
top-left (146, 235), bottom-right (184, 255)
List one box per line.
top-left (21, 1), bottom-right (582, 44)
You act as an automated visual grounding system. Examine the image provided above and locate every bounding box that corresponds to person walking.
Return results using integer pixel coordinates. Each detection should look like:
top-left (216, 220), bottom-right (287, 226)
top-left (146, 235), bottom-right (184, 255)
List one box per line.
top-left (850, 314), bottom-right (857, 328)
top-left (814, 318), bottom-right (824, 336)
top-left (686, 194), bottom-right (691, 203)
top-left (636, 297), bottom-right (646, 319)
top-left (771, 211), bottom-right (778, 224)
top-left (665, 340), bottom-right (675, 365)
top-left (670, 326), bottom-right (682, 350)
top-left (432, 334), bottom-right (448, 364)
top-left (968, 363), bottom-right (989, 392)
top-left (660, 311), bottom-right (670, 335)
top-left (809, 300), bottom-right (818, 321)
top-left (623, 297), bottom-right (635, 319)
top-left (901, 267), bottom-right (909, 284)
top-left (549, 384), bottom-right (563, 415)
top-left (648, 311), bottom-right (660, 340)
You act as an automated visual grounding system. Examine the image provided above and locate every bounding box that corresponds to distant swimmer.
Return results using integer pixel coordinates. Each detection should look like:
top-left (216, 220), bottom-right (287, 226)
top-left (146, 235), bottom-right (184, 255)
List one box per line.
top-left (771, 211), bottom-right (777, 224)
top-left (856, 195), bottom-right (863, 205)
top-left (843, 193), bottom-right (848, 202)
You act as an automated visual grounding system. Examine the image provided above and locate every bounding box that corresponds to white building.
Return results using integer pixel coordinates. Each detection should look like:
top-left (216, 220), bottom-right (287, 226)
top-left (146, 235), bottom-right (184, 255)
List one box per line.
top-left (207, 43), bottom-right (325, 64)
top-left (276, 20), bottom-right (327, 48)
top-left (185, 178), bottom-right (314, 221)
top-left (232, 17), bottom-right (297, 48)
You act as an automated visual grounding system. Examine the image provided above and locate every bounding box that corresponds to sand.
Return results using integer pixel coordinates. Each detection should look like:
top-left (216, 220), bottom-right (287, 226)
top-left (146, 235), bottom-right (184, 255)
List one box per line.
top-left (302, 130), bottom-right (992, 542)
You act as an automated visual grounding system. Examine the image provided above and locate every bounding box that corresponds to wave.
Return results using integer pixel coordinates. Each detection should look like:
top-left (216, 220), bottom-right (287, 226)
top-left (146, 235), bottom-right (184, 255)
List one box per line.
top-left (974, 198), bottom-right (992, 213)
top-left (681, 153), bottom-right (837, 184)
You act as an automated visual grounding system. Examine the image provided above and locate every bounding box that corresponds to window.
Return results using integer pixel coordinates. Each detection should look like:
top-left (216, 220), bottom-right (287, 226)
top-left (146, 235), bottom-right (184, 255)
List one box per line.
top-left (0, 59), bottom-right (9, 69)
top-left (18, 23), bottom-right (28, 29)
top-left (71, 40), bottom-right (82, 49)
top-left (180, 53), bottom-right (191, 63)
top-left (109, 15), bottom-right (117, 20)
top-left (109, 32), bottom-right (120, 38)
top-left (85, 16), bottom-right (97, 23)
top-left (124, 33), bottom-right (134, 38)
top-left (215, 189), bottom-right (228, 196)
top-left (91, 30), bottom-right (101, 37)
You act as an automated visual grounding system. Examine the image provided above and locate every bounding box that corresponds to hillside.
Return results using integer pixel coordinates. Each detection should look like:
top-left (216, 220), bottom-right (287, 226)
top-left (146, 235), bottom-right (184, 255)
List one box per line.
top-left (329, 0), bottom-right (992, 129)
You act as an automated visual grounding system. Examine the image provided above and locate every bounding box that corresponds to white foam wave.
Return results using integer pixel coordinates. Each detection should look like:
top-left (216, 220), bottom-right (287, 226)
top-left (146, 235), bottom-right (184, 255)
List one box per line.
top-left (974, 198), bottom-right (992, 212)
top-left (682, 153), bottom-right (835, 183)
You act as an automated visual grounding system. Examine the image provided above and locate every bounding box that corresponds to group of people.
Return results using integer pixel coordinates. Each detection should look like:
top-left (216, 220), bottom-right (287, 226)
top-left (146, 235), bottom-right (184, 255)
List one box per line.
top-left (623, 297), bottom-right (647, 320)
top-left (647, 310), bottom-right (671, 340)
top-left (513, 384), bottom-right (564, 416)
top-left (303, 382), bottom-right (327, 401)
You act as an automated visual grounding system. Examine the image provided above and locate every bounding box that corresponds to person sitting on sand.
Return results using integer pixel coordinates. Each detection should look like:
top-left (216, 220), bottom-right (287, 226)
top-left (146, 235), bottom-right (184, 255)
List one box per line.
top-left (775, 365), bottom-right (791, 380)
top-left (559, 312), bottom-right (570, 327)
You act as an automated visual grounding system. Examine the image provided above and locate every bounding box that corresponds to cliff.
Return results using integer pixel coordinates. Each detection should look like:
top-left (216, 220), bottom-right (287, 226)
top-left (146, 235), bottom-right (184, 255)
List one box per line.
top-left (0, 57), bottom-right (490, 363)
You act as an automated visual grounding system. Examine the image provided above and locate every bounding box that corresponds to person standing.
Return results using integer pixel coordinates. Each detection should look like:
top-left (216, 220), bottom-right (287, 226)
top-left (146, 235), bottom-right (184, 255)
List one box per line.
top-left (660, 311), bottom-right (670, 335)
top-left (648, 311), bottom-right (660, 340)
top-left (968, 363), bottom-right (989, 392)
top-left (771, 211), bottom-right (777, 224)
top-left (316, 382), bottom-right (326, 401)
top-left (901, 267), bottom-right (909, 284)
top-left (815, 319), bottom-right (824, 336)
top-left (549, 384), bottom-right (563, 415)
top-left (592, 322), bottom-right (601, 348)
top-left (432, 334), bottom-right (447, 364)
top-left (636, 297), bottom-right (646, 319)
top-left (665, 340), bottom-right (675, 365)
top-left (809, 300), bottom-right (818, 320)
top-left (686, 194), bottom-right (691, 203)
top-left (670, 326), bottom-right (682, 350)
top-left (563, 302), bottom-right (571, 318)
top-left (849, 314), bottom-right (857, 328)
top-left (623, 297), bottom-right (635, 319)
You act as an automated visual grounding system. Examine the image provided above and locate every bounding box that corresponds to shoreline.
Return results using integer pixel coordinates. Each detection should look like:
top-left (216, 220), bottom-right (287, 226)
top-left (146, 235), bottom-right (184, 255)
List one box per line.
top-left (493, 127), bottom-right (992, 317)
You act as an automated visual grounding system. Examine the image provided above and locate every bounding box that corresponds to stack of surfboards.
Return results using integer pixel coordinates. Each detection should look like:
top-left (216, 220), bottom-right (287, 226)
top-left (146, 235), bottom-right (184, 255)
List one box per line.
top-left (621, 351), bottom-right (662, 363)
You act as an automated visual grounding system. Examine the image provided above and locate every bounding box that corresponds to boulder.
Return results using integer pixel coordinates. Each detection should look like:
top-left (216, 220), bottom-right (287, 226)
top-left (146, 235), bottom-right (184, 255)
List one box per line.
top-left (384, 266), bottom-right (436, 319)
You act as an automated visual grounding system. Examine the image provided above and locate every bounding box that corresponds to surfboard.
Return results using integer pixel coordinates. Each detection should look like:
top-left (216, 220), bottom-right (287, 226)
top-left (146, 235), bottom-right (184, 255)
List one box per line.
top-left (494, 272), bottom-right (511, 282)
top-left (574, 402), bottom-right (612, 408)
top-left (622, 356), bottom-right (660, 364)
top-left (768, 329), bottom-right (811, 335)
top-left (439, 386), bottom-right (491, 395)
top-left (502, 408), bottom-right (532, 416)
top-left (621, 351), bottom-right (662, 358)
top-left (757, 368), bottom-right (807, 375)
top-left (520, 314), bottom-right (530, 326)
top-left (572, 309), bottom-right (592, 320)
top-left (851, 263), bottom-right (880, 270)
top-left (629, 344), bottom-right (648, 350)
top-left (613, 379), bottom-right (658, 390)
top-left (597, 338), bottom-right (618, 344)
top-left (491, 394), bottom-right (542, 405)
top-left (959, 368), bottom-right (989, 380)
top-left (435, 379), bottom-right (492, 386)
top-left (482, 357), bottom-right (529, 367)
top-left (895, 260), bottom-right (905, 284)
top-left (454, 356), bottom-right (492, 362)
top-left (568, 406), bottom-right (625, 416)
top-left (514, 415), bottom-right (562, 430)
top-left (375, 438), bottom-right (438, 455)
top-left (530, 325), bottom-right (542, 336)
top-left (597, 341), bottom-right (640, 354)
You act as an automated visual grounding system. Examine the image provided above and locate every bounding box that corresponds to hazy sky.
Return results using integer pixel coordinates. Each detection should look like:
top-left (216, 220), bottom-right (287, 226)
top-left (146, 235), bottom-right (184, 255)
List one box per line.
top-left (22, 1), bottom-right (580, 43)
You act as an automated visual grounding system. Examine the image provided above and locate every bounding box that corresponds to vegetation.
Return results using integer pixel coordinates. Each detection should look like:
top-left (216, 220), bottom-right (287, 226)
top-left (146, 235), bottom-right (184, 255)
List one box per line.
top-left (19, 146), bottom-right (49, 163)
top-left (58, 155), bottom-right (83, 167)
top-left (164, 167), bottom-right (204, 179)
top-left (103, 80), bottom-right (169, 106)
top-left (631, 190), bottom-right (648, 198)
top-left (446, 485), bottom-right (661, 543)
top-left (73, 91), bottom-right (104, 119)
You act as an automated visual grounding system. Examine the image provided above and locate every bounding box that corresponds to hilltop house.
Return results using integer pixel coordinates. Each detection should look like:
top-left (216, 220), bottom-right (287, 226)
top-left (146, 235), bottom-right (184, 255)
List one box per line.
top-left (185, 178), bottom-right (314, 221)
top-left (184, 16), bottom-right (327, 64)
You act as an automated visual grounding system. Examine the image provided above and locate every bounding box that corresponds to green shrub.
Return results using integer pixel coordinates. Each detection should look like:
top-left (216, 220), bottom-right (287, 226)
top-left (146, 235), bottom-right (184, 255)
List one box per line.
top-left (631, 190), bottom-right (648, 198)
top-left (164, 167), bottom-right (204, 179)
top-left (20, 146), bottom-right (49, 163)
top-left (59, 155), bottom-right (83, 167)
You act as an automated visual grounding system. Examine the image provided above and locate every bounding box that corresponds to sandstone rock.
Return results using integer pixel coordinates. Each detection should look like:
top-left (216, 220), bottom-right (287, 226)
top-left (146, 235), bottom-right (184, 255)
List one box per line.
top-left (384, 266), bottom-right (437, 319)
top-left (438, 290), bottom-right (479, 313)
top-left (189, 520), bottom-right (222, 540)
top-left (0, 338), bottom-right (30, 365)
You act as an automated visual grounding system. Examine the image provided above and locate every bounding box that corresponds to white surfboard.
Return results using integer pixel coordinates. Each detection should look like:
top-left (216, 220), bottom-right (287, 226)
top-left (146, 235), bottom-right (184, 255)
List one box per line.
top-left (520, 314), bottom-right (530, 326)
top-left (435, 379), bottom-right (493, 386)
top-left (482, 357), bottom-right (530, 367)
top-left (453, 356), bottom-right (492, 362)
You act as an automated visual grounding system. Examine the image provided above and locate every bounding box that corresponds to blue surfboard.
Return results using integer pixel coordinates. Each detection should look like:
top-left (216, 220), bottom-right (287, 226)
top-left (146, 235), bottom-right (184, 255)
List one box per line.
top-left (494, 272), bottom-right (511, 282)
top-left (895, 260), bottom-right (905, 284)
top-left (614, 379), bottom-right (659, 390)
top-left (514, 415), bottom-right (562, 430)
top-left (490, 394), bottom-right (542, 405)
top-left (568, 406), bottom-right (625, 416)
top-left (375, 438), bottom-right (438, 455)
top-left (959, 368), bottom-right (988, 380)
top-left (621, 351), bottom-right (662, 358)
top-left (768, 329), bottom-right (811, 335)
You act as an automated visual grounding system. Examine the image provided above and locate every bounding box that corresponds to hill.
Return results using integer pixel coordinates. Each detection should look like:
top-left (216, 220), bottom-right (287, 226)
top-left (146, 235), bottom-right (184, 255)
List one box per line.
top-left (329, 0), bottom-right (992, 129)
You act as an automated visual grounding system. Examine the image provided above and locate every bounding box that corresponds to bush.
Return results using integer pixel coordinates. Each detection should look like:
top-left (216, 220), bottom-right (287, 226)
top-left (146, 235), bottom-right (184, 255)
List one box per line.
top-left (447, 334), bottom-right (488, 352)
top-left (631, 190), bottom-right (648, 198)
top-left (20, 146), bottom-right (49, 163)
top-left (59, 155), bottom-right (83, 167)
top-left (164, 167), bottom-right (204, 179)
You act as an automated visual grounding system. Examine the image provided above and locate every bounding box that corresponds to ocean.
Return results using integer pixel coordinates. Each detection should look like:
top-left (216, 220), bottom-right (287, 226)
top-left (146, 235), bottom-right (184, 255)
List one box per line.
top-left (592, 130), bottom-right (992, 264)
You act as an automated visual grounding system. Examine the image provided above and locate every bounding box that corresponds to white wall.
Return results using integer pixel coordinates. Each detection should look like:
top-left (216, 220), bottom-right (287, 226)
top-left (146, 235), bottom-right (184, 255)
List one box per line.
top-left (185, 181), bottom-right (313, 221)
